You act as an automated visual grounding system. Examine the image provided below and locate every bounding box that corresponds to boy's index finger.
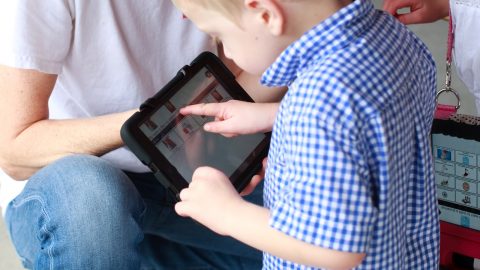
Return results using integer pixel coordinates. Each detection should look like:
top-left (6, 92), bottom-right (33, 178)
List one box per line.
top-left (180, 103), bottom-right (222, 118)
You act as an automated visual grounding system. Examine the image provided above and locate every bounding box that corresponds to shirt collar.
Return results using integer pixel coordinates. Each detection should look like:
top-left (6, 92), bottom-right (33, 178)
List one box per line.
top-left (261, 0), bottom-right (375, 87)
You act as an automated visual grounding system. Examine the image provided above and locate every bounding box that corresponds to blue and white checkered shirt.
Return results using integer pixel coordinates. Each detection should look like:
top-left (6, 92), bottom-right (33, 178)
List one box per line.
top-left (261, 1), bottom-right (439, 269)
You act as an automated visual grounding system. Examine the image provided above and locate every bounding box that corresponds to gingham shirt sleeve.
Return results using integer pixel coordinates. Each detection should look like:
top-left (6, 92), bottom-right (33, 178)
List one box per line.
top-left (269, 83), bottom-right (377, 253)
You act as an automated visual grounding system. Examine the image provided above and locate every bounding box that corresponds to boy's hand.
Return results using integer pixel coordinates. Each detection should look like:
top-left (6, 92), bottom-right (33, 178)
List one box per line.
top-left (383, 0), bottom-right (449, 25)
top-left (175, 166), bottom-right (244, 236)
top-left (180, 100), bottom-right (278, 137)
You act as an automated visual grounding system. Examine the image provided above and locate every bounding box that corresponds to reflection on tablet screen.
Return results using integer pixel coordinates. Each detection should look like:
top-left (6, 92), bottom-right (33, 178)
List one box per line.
top-left (138, 67), bottom-right (265, 182)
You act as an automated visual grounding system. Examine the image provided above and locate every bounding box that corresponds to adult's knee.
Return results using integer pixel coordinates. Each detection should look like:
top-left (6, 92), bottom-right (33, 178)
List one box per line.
top-left (29, 155), bottom-right (136, 204)
top-left (35, 154), bottom-right (143, 218)
top-left (6, 155), bottom-right (146, 269)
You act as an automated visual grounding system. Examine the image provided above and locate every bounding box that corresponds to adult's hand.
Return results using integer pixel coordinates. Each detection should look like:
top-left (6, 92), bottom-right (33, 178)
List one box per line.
top-left (383, 0), bottom-right (450, 25)
top-left (240, 157), bottom-right (267, 196)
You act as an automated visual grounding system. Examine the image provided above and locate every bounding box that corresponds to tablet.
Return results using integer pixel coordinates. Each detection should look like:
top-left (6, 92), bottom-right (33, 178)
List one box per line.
top-left (121, 52), bottom-right (270, 198)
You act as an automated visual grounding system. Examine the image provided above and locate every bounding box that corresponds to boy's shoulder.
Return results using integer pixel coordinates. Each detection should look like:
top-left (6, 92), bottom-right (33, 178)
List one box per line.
top-left (289, 11), bottom-right (435, 127)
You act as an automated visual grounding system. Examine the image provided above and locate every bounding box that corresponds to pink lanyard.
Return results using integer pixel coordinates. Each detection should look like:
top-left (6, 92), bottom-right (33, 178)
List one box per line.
top-left (435, 10), bottom-right (461, 120)
top-left (445, 10), bottom-right (455, 89)
top-left (446, 10), bottom-right (454, 63)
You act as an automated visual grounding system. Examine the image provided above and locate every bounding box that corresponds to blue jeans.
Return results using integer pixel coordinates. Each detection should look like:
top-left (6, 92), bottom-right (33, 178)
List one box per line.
top-left (5, 155), bottom-right (262, 269)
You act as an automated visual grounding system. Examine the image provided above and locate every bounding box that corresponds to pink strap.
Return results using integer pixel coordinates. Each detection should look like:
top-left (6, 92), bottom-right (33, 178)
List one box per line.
top-left (434, 104), bottom-right (457, 120)
top-left (446, 10), bottom-right (454, 63)
top-left (434, 10), bottom-right (459, 119)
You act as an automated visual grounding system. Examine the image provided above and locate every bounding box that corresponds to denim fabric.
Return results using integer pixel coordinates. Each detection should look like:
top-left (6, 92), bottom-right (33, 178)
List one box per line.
top-left (5, 155), bottom-right (262, 269)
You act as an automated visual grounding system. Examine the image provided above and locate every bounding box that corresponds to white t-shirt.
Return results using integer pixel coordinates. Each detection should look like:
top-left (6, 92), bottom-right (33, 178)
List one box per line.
top-left (0, 0), bottom-right (215, 213)
top-left (450, 0), bottom-right (480, 111)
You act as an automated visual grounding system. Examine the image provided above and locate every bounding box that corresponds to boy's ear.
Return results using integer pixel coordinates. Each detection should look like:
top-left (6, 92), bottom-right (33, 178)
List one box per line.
top-left (244, 0), bottom-right (285, 36)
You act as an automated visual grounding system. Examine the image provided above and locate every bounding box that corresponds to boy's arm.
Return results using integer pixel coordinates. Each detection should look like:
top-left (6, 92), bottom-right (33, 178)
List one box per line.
top-left (175, 166), bottom-right (366, 270)
top-left (180, 101), bottom-right (279, 136)
top-left (230, 201), bottom-right (366, 270)
top-left (180, 43), bottom-right (283, 137)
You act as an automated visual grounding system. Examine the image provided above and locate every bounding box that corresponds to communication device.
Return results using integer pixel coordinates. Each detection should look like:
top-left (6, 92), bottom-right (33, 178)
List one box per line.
top-left (121, 52), bottom-right (270, 198)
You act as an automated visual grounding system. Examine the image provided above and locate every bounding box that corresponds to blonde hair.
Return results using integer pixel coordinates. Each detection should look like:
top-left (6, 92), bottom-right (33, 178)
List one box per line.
top-left (172, 0), bottom-right (245, 23)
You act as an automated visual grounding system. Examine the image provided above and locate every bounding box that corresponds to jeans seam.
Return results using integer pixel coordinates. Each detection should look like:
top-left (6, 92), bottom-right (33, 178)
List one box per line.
top-left (11, 195), bottom-right (55, 270)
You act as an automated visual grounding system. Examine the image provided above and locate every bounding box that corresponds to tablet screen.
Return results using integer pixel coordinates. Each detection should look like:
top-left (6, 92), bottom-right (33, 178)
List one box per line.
top-left (138, 67), bottom-right (266, 182)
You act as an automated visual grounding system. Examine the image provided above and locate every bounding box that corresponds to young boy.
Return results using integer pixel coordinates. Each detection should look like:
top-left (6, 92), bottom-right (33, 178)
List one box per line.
top-left (173, 0), bottom-right (439, 269)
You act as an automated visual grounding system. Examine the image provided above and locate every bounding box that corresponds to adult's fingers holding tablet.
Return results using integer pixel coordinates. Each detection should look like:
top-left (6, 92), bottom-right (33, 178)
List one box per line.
top-left (240, 176), bottom-right (262, 196)
top-left (240, 157), bottom-right (267, 196)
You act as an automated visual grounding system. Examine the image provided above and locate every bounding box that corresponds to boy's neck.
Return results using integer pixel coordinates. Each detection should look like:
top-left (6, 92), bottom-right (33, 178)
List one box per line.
top-left (282, 0), bottom-right (353, 40)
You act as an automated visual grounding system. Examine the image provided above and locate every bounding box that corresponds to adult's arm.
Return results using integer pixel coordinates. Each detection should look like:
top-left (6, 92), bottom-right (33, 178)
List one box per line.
top-left (0, 57), bottom-right (283, 181)
top-left (0, 65), bottom-right (135, 180)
